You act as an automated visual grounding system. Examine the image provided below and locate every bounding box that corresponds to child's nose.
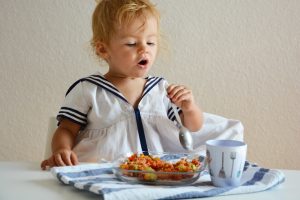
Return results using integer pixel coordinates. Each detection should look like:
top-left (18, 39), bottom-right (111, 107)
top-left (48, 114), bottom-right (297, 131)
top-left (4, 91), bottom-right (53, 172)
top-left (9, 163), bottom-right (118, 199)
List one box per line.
top-left (137, 44), bottom-right (148, 54)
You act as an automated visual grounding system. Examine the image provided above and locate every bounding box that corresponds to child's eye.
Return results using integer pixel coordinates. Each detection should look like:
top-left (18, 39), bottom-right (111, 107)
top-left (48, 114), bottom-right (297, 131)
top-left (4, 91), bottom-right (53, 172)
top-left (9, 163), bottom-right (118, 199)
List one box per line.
top-left (147, 42), bottom-right (155, 46)
top-left (126, 43), bottom-right (136, 47)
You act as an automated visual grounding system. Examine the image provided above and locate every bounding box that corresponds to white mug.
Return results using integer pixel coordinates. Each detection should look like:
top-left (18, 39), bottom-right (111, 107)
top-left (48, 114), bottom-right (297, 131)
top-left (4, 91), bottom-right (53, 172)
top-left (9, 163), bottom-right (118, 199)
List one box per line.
top-left (206, 140), bottom-right (247, 187)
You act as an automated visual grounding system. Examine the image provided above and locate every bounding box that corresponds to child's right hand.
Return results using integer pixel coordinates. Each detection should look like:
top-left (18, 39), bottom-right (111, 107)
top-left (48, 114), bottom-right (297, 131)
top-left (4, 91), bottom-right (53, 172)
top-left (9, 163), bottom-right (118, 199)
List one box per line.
top-left (40, 149), bottom-right (79, 170)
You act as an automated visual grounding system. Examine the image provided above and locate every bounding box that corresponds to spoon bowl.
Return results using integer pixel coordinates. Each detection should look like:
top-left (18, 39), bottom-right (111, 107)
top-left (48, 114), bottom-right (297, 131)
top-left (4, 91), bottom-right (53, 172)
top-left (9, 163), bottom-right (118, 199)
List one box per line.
top-left (170, 103), bottom-right (194, 151)
top-left (178, 124), bottom-right (193, 151)
top-left (165, 83), bottom-right (194, 151)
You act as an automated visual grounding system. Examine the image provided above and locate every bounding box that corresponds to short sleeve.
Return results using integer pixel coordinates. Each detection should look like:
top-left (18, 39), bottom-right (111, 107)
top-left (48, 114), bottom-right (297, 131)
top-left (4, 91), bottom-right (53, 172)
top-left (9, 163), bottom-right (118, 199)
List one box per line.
top-left (57, 80), bottom-right (89, 127)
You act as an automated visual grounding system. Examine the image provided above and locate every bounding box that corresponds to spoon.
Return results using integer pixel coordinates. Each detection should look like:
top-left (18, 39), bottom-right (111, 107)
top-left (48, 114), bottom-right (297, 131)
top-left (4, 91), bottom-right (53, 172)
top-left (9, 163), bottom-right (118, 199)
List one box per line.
top-left (165, 84), bottom-right (193, 151)
top-left (170, 103), bottom-right (193, 151)
top-left (165, 83), bottom-right (193, 151)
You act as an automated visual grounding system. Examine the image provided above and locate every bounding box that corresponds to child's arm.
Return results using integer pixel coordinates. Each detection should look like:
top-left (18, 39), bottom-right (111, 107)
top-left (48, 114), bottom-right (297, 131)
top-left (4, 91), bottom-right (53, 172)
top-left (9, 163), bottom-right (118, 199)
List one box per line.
top-left (167, 84), bottom-right (203, 132)
top-left (41, 119), bottom-right (81, 170)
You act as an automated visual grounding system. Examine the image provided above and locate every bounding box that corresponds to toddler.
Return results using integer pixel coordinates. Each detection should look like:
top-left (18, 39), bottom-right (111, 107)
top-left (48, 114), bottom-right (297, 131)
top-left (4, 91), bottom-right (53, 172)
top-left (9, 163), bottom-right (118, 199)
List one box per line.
top-left (41, 0), bottom-right (204, 169)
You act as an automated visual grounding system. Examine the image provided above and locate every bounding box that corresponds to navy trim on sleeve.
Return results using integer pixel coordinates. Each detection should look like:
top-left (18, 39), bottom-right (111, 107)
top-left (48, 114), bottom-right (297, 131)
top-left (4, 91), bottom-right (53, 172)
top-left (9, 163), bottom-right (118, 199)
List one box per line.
top-left (57, 107), bottom-right (88, 125)
top-left (60, 107), bottom-right (87, 117)
top-left (56, 115), bottom-right (87, 128)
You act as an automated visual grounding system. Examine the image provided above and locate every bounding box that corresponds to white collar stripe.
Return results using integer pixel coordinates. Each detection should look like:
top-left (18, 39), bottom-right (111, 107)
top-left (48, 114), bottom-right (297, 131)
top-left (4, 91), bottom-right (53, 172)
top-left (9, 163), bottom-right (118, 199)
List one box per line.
top-left (86, 77), bottom-right (119, 93)
top-left (144, 76), bottom-right (155, 87)
top-left (143, 77), bottom-right (163, 97)
top-left (144, 77), bottom-right (159, 89)
top-left (83, 78), bottom-right (128, 103)
top-left (88, 75), bottom-right (119, 93)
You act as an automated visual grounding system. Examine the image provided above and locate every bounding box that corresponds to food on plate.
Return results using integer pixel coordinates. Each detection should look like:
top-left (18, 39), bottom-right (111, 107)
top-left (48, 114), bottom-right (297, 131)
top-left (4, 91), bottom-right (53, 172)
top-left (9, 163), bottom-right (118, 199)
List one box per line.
top-left (119, 153), bottom-right (201, 181)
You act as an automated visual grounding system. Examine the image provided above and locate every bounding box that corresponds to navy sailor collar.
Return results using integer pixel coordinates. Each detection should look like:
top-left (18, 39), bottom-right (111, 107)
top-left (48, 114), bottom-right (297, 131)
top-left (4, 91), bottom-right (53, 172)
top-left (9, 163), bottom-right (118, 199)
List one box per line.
top-left (66, 73), bottom-right (164, 104)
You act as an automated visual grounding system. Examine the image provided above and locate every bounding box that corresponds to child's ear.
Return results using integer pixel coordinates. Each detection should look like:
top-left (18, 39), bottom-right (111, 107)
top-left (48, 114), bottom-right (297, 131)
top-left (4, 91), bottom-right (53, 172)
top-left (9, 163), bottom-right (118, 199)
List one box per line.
top-left (95, 42), bottom-right (109, 60)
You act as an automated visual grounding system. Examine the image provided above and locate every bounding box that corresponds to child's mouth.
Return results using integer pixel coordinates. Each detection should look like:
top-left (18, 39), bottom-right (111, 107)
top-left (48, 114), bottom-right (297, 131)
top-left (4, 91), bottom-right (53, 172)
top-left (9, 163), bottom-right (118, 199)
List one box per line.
top-left (138, 59), bottom-right (149, 66)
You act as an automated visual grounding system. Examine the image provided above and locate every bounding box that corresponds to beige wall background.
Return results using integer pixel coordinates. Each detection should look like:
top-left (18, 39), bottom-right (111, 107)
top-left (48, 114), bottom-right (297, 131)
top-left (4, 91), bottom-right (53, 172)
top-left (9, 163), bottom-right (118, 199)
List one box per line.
top-left (0, 0), bottom-right (299, 169)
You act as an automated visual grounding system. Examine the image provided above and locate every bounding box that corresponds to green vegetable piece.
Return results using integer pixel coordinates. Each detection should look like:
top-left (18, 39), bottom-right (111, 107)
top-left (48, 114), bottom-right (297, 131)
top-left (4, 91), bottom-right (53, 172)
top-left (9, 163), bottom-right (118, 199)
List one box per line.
top-left (143, 172), bottom-right (157, 181)
top-left (144, 166), bottom-right (154, 172)
top-left (178, 164), bottom-right (187, 172)
top-left (191, 164), bottom-right (197, 171)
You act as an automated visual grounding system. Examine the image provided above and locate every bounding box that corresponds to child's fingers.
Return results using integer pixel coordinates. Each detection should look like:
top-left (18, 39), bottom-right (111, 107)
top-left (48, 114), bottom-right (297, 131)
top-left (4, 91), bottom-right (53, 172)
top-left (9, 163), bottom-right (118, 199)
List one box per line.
top-left (40, 151), bottom-right (77, 170)
top-left (40, 157), bottom-right (55, 170)
top-left (167, 85), bottom-right (186, 98)
top-left (71, 152), bottom-right (79, 165)
top-left (41, 159), bottom-right (48, 170)
top-left (172, 89), bottom-right (191, 102)
top-left (173, 93), bottom-right (190, 104)
top-left (168, 86), bottom-right (192, 103)
top-left (61, 152), bottom-right (73, 166)
top-left (167, 84), bottom-right (184, 95)
top-left (54, 153), bottom-right (66, 166)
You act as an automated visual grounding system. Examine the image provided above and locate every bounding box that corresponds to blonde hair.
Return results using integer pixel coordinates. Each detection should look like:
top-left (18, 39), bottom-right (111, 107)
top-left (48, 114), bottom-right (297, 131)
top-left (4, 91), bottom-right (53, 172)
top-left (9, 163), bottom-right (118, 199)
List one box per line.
top-left (91, 0), bottom-right (160, 56)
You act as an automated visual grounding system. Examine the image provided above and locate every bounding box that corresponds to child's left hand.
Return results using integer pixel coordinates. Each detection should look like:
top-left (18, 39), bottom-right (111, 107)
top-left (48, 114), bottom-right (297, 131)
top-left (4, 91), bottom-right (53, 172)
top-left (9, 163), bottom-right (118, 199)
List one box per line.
top-left (166, 84), bottom-right (197, 112)
top-left (166, 84), bottom-right (203, 132)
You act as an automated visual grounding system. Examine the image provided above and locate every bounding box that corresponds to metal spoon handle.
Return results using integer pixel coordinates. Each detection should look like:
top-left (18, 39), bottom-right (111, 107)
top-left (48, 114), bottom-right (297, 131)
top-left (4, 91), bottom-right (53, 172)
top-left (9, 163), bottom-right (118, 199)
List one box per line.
top-left (165, 83), bottom-right (183, 126)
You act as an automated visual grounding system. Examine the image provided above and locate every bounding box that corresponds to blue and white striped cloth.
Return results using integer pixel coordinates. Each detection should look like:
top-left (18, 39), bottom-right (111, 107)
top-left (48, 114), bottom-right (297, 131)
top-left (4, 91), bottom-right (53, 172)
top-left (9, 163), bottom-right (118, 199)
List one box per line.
top-left (51, 161), bottom-right (285, 200)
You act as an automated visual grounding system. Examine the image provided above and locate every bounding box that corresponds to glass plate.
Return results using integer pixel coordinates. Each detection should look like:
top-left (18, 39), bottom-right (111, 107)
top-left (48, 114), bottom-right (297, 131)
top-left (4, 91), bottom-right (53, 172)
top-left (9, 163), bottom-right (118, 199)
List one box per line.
top-left (112, 152), bottom-right (207, 185)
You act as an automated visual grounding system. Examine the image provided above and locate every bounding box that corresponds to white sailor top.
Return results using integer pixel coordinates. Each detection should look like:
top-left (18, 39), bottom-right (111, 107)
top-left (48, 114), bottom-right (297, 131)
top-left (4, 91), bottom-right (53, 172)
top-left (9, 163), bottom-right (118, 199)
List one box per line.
top-left (57, 72), bottom-right (186, 162)
top-left (57, 72), bottom-right (245, 162)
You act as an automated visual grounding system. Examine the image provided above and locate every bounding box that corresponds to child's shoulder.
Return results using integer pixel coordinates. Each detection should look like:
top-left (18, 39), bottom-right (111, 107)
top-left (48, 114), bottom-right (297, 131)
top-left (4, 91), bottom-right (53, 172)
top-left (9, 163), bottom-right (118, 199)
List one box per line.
top-left (64, 72), bottom-right (105, 96)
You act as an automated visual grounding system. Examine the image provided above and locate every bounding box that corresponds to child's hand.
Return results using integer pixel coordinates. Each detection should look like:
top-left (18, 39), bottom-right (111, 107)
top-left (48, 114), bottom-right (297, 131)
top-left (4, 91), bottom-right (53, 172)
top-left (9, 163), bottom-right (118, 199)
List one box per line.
top-left (40, 149), bottom-right (78, 170)
top-left (166, 84), bottom-right (197, 112)
top-left (167, 84), bottom-right (203, 132)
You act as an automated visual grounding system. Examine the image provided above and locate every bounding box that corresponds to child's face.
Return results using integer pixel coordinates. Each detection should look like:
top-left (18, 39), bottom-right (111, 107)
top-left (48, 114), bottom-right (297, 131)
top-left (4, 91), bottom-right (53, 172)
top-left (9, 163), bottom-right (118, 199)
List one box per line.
top-left (103, 14), bottom-right (158, 78)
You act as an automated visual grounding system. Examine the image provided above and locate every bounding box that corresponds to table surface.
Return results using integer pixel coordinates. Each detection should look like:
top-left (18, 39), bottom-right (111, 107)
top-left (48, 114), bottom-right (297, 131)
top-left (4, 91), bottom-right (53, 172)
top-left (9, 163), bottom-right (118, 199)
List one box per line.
top-left (0, 161), bottom-right (299, 200)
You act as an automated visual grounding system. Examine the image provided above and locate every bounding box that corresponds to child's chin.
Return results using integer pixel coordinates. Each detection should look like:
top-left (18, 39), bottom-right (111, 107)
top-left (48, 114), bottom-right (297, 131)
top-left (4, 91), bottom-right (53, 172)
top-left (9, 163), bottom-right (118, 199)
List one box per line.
top-left (133, 70), bottom-right (150, 78)
top-left (137, 64), bottom-right (149, 70)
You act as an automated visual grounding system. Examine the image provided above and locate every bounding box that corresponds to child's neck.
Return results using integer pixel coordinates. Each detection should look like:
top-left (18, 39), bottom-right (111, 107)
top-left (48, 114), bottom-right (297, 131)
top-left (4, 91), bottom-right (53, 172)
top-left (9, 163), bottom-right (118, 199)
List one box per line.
top-left (104, 73), bottom-right (142, 83)
top-left (104, 73), bottom-right (147, 108)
